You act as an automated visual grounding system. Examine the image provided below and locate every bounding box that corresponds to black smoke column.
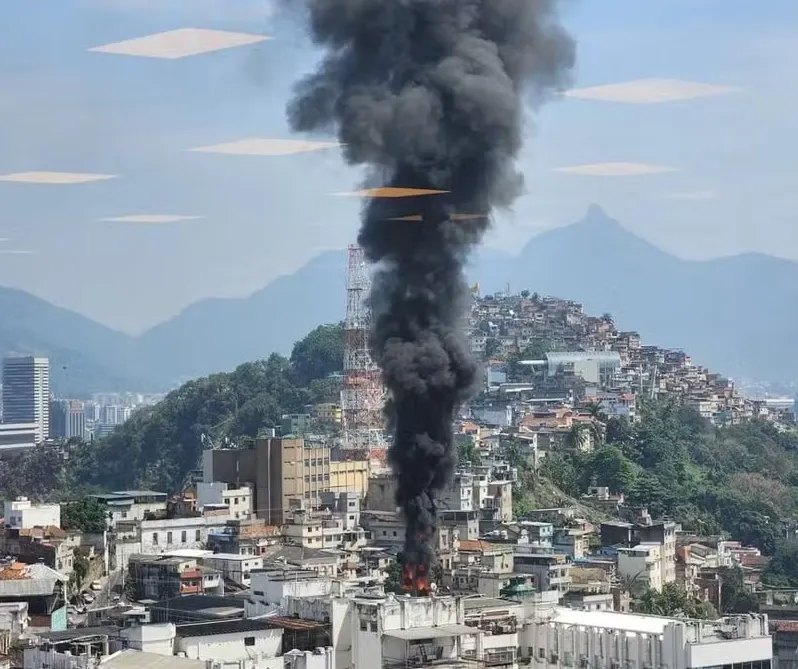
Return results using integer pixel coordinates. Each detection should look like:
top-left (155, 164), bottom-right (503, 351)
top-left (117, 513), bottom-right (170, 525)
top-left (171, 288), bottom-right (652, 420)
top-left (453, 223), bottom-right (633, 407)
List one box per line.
top-left (288, 0), bottom-right (575, 582)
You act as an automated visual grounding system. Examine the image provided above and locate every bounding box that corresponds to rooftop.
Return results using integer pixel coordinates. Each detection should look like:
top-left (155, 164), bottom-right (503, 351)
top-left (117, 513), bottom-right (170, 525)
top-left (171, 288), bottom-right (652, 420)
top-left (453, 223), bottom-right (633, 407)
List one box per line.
top-left (462, 597), bottom-right (520, 612)
top-left (551, 607), bottom-right (671, 635)
top-left (176, 619), bottom-right (279, 638)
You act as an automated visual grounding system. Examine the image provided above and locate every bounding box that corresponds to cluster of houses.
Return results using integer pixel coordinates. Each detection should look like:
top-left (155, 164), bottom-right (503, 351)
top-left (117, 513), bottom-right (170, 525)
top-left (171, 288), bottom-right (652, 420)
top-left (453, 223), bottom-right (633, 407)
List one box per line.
top-left (0, 291), bottom-right (791, 668)
top-left (468, 291), bottom-right (794, 428)
top-left (0, 430), bottom-right (780, 669)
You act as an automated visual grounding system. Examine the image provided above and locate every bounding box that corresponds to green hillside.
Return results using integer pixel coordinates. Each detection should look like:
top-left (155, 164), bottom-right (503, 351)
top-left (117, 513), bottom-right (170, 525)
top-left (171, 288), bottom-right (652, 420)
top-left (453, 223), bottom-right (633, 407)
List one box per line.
top-left (1, 320), bottom-right (795, 568)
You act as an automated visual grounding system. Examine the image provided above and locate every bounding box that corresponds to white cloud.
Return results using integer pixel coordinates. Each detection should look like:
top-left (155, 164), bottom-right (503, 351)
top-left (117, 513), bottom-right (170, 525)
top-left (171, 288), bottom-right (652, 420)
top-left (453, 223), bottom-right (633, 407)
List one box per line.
top-left (554, 163), bottom-right (678, 177)
top-left (88, 28), bottom-right (270, 60)
top-left (0, 250), bottom-right (36, 255)
top-left (101, 215), bottom-right (203, 223)
top-left (0, 172), bottom-right (117, 184)
top-left (189, 138), bottom-right (341, 156)
top-left (656, 190), bottom-right (718, 201)
top-left (565, 78), bottom-right (741, 104)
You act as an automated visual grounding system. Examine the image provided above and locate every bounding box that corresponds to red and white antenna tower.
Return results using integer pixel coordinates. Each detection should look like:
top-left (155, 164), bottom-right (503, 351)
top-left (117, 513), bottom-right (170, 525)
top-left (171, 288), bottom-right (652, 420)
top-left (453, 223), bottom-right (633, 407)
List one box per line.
top-left (341, 244), bottom-right (387, 466)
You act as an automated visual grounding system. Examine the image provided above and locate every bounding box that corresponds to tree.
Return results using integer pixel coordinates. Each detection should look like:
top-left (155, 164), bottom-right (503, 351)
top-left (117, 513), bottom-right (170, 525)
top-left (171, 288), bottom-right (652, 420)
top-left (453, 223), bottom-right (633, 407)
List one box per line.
top-left (635, 583), bottom-right (717, 619)
top-left (520, 290), bottom-right (530, 299)
top-left (484, 339), bottom-right (501, 359)
top-left (384, 560), bottom-right (404, 594)
top-left (289, 323), bottom-right (345, 386)
top-left (588, 445), bottom-right (636, 493)
top-left (61, 497), bottom-right (109, 534)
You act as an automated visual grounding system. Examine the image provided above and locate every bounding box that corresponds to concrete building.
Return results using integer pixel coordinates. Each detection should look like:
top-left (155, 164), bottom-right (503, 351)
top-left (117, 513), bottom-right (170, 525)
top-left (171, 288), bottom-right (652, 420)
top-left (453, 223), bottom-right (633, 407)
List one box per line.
top-left (4, 497), bottom-right (60, 529)
top-left (1, 356), bottom-right (49, 442)
top-left (544, 351), bottom-right (621, 386)
top-left (141, 517), bottom-right (208, 554)
top-left (524, 608), bottom-right (772, 669)
top-left (202, 554), bottom-right (263, 587)
top-left (203, 437), bottom-right (369, 523)
top-left (49, 400), bottom-right (86, 441)
top-left (601, 517), bottom-right (677, 586)
top-left (196, 482), bottom-right (253, 520)
top-left (351, 594), bottom-right (483, 669)
top-left (0, 422), bottom-right (37, 454)
top-left (617, 542), bottom-right (663, 593)
top-left (89, 490), bottom-right (168, 527)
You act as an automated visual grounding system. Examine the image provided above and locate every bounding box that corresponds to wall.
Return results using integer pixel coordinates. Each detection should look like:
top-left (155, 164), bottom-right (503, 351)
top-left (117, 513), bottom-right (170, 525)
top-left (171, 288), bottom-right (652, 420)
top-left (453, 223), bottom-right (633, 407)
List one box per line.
top-left (176, 628), bottom-right (283, 662)
top-left (329, 461), bottom-right (369, 497)
top-left (203, 555), bottom-right (263, 586)
top-left (121, 623), bottom-right (176, 656)
top-left (49, 605), bottom-right (67, 632)
top-left (284, 648), bottom-right (336, 669)
top-left (141, 518), bottom-right (207, 554)
top-left (7, 503), bottom-right (60, 529)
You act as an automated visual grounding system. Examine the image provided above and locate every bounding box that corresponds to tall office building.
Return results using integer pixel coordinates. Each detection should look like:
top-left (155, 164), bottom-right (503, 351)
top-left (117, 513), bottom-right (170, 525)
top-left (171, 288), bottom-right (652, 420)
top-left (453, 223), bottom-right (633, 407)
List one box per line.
top-left (50, 399), bottom-right (86, 441)
top-left (2, 357), bottom-right (50, 442)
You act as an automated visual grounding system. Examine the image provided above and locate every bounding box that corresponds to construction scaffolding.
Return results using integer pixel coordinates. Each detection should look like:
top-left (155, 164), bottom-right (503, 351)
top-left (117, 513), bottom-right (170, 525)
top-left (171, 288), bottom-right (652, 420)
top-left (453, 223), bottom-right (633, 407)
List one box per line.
top-left (340, 245), bottom-right (388, 468)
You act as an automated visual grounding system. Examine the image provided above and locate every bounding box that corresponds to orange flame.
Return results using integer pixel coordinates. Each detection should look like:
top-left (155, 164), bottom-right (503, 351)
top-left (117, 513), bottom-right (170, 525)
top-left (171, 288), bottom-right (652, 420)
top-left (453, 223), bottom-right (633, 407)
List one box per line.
top-left (402, 563), bottom-right (431, 596)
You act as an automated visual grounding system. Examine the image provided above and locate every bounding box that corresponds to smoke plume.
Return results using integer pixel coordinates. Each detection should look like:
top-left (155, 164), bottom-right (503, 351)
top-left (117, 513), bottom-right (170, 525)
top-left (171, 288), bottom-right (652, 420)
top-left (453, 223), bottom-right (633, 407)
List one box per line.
top-left (288, 0), bottom-right (575, 577)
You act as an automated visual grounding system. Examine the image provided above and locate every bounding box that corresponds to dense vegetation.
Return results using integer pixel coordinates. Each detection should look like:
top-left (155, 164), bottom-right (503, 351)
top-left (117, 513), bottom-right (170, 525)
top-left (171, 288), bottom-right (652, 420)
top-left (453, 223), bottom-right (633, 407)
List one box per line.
top-left (0, 324), bottom-right (345, 496)
top-left (536, 400), bottom-right (798, 555)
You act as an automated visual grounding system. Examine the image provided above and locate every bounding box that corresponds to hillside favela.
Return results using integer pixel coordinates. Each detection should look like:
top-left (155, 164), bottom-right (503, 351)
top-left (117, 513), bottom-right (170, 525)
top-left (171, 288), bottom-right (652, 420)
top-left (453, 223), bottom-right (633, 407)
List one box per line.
top-left (0, 2), bottom-right (795, 669)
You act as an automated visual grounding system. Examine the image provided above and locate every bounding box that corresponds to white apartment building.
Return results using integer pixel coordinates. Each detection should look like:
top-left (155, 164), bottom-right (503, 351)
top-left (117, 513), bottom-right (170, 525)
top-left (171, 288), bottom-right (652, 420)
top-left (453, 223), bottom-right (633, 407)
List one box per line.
top-left (90, 490), bottom-right (168, 527)
top-left (524, 608), bottom-right (772, 669)
top-left (5, 497), bottom-right (60, 529)
top-left (141, 517), bottom-right (208, 554)
top-left (196, 482), bottom-right (252, 520)
top-left (617, 542), bottom-right (663, 594)
top-left (202, 553), bottom-right (263, 587)
top-left (352, 594), bottom-right (482, 669)
top-left (2, 356), bottom-right (49, 442)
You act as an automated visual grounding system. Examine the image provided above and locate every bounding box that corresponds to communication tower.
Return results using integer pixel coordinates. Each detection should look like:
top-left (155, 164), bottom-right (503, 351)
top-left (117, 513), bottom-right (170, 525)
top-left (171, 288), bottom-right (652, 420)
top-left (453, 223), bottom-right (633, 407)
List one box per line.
top-left (341, 245), bottom-right (388, 467)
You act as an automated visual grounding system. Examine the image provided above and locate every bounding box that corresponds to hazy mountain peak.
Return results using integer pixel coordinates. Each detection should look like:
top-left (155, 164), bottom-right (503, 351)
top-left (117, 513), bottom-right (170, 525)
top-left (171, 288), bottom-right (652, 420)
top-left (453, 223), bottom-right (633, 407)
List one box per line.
top-left (584, 203), bottom-right (611, 222)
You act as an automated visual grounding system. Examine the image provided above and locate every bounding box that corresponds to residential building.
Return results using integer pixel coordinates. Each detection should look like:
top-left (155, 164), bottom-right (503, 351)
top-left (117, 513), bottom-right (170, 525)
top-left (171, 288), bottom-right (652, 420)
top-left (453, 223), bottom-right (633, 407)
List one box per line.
top-left (1, 356), bottom-right (49, 442)
top-left (202, 554), bottom-right (263, 588)
top-left (4, 497), bottom-right (60, 529)
top-left (89, 490), bottom-right (169, 527)
top-left (617, 542), bottom-right (664, 594)
top-left (0, 561), bottom-right (67, 631)
top-left (524, 608), bottom-right (771, 669)
top-left (601, 516), bottom-right (677, 586)
top-left (141, 517), bottom-right (208, 554)
top-left (196, 482), bottom-right (253, 520)
top-left (127, 555), bottom-right (223, 600)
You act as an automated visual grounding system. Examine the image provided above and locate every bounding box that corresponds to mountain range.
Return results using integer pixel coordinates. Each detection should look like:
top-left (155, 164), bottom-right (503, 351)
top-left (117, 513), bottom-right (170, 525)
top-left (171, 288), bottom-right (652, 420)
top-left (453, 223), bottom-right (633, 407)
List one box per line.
top-left (3, 205), bottom-right (796, 395)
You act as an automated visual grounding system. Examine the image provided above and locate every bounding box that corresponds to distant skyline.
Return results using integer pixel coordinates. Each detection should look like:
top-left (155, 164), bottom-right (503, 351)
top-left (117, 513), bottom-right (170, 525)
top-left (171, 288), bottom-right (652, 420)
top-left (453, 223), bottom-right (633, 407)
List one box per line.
top-left (0, 0), bottom-right (796, 334)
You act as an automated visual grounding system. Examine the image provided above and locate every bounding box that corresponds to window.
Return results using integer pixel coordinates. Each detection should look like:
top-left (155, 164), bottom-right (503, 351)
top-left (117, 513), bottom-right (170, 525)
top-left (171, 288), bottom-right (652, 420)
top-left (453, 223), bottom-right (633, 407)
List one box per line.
top-left (181, 531), bottom-right (187, 543)
top-left (152, 533), bottom-right (158, 545)
top-left (360, 620), bottom-right (368, 631)
top-left (121, 511), bottom-right (127, 519)
top-left (234, 498), bottom-right (239, 505)
top-left (195, 529), bottom-right (201, 542)
top-left (167, 531), bottom-right (173, 544)
top-left (244, 637), bottom-right (255, 647)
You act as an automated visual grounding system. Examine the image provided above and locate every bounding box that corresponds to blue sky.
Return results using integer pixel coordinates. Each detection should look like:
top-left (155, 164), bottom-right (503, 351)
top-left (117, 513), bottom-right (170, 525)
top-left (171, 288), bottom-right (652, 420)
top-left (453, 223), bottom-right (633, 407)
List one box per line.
top-left (0, 0), bottom-right (795, 333)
